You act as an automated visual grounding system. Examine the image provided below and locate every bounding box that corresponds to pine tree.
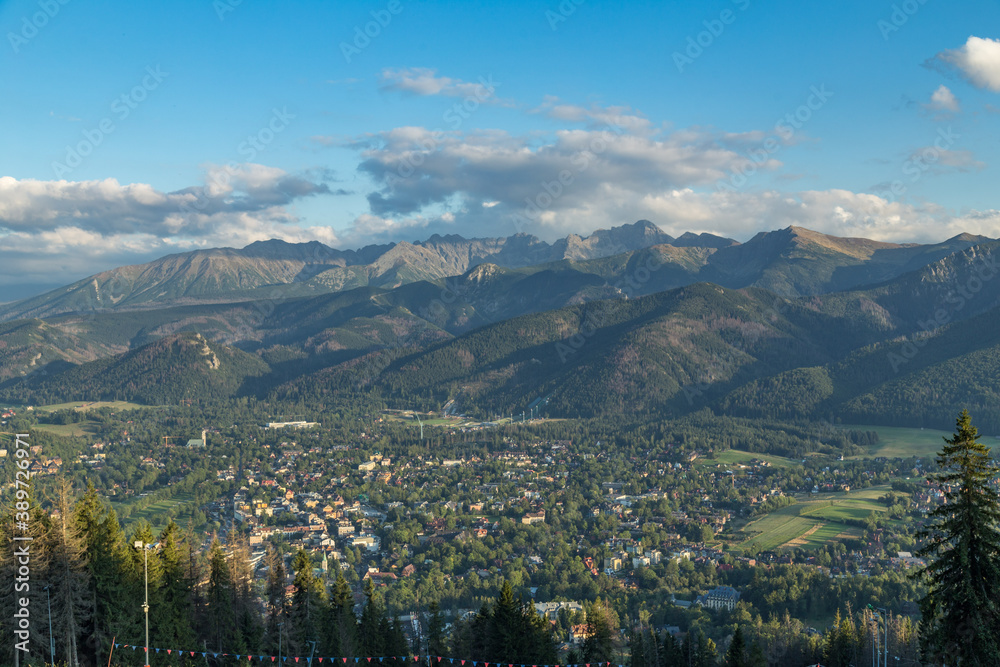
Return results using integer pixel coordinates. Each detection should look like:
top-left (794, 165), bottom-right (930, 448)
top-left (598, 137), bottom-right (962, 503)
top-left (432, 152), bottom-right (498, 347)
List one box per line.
top-left (289, 548), bottom-right (323, 654)
top-left (264, 544), bottom-right (286, 653)
top-left (323, 569), bottom-right (358, 656)
top-left (694, 629), bottom-right (717, 667)
top-left (48, 479), bottom-right (90, 667)
top-left (487, 581), bottom-right (520, 660)
top-left (583, 599), bottom-right (616, 665)
top-left (387, 615), bottom-right (409, 656)
top-left (823, 608), bottom-right (858, 667)
top-left (724, 626), bottom-right (747, 667)
top-left (153, 520), bottom-right (195, 648)
top-left (629, 627), bottom-right (647, 667)
top-left (358, 577), bottom-right (387, 656)
top-left (0, 481), bottom-right (53, 664)
top-left (662, 631), bottom-right (683, 666)
top-left (230, 533), bottom-right (263, 652)
top-left (426, 601), bottom-right (446, 658)
top-left (915, 409), bottom-right (1000, 663)
top-left (73, 483), bottom-right (135, 667)
top-left (206, 537), bottom-right (237, 652)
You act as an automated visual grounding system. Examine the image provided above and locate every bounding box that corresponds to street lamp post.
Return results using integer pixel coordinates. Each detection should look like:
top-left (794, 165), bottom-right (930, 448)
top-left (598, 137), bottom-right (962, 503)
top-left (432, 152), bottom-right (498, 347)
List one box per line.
top-left (278, 621), bottom-right (284, 663)
top-left (43, 585), bottom-right (55, 667)
top-left (867, 604), bottom-right (889, 667)
top-left (135, 541), bottom-right (156, 667)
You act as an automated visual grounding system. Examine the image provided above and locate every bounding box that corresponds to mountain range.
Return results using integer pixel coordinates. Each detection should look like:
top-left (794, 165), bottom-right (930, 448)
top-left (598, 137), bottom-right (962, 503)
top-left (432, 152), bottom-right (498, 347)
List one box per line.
top-left (3, 220), bottom-right (1000, 432)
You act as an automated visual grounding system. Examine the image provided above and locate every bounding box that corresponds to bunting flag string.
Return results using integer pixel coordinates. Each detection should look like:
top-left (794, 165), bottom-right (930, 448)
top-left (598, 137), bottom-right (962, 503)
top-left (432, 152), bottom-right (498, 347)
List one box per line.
top-left (105, 646), bottom-right (625, 667)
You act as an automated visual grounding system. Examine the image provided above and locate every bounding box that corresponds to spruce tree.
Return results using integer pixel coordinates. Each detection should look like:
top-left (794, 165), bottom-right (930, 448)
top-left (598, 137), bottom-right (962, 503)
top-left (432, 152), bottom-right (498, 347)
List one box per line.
top-left (322, 569), bottom-right (358, 656)
top-left (48, 479), bottom-right (90, 667)
top-left (662, 631), bottom-right (683, 666)
top-left (289, 548), bottom-right (323, 654)
top-left (629, 628), bottom-right (647, 667)
top-left (426, 601), bottom-right (446, 658)
top-left (230, 534), bottom-right (263, 652)
top-left (724, 626), bottom-right (747, 667)
top-left (153, 520), bottom-right (196, 648)
top-left (694, 629), bottom-right (717, 667)
top-left (582, 599), bottom-right (616, 665)
top-left (0, 481), bottom-right (53, 664)
top-left (915, 409), bottom-right (1000, 663)
top-left (264, 544), bottom-right (286, 653)
top-left (74, 484), bottom-right (135, 667)
top-left (206, 537), bottom-right (237, 653)
top-left (358, 577), bottom-right (387, 656)
top-left (487, 581), bottom-right (520, 660)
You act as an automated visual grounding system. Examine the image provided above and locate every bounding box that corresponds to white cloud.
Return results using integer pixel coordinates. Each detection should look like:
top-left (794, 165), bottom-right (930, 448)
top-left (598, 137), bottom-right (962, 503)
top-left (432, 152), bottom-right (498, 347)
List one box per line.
top-left (531, 97), bottom-right (656, 136)
top-left (935, 36), bottom-right (1000, 92)
top-left (378, 67), bottom-right (511, 105)
top-left (0, 167), bottom-right (338, 290)
top-left (904, 147), bottom-right (985, 173)
top-left (924, 84), bottom-right (960, 113)
top-left (355, 123), bottom-right (784, 221)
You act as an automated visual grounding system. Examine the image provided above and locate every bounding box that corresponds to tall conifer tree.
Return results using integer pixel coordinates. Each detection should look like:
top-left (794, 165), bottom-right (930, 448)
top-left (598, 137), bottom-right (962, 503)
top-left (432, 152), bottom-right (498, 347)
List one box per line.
top-left (915, 409), bottom-right (1000, 663)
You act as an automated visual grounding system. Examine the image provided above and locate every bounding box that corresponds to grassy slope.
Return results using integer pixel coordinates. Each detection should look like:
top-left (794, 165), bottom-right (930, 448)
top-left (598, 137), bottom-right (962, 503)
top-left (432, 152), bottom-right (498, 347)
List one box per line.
top-left (738, 485), bottom-right (891, 552)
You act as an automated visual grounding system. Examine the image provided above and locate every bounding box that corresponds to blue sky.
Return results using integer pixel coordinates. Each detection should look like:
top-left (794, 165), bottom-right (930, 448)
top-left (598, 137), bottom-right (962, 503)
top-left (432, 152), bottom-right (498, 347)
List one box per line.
top-left (2, 0), bottom-right (1000, 295)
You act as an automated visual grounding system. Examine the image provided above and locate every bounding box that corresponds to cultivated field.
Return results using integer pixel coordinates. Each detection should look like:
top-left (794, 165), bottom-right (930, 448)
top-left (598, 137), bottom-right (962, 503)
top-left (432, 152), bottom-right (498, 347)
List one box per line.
top-left (737, 485), bottom-right (891, 552)
top-left (841, 424), bottom-right (952, 459)
top-left (116, 492), bottom-right (197, 531)
top-left (700, 449), bottom-right (802, 469)
top-left (33, 400), bottom-right (150, 413)
top-left (32, 421), bottom-right (102, 438)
